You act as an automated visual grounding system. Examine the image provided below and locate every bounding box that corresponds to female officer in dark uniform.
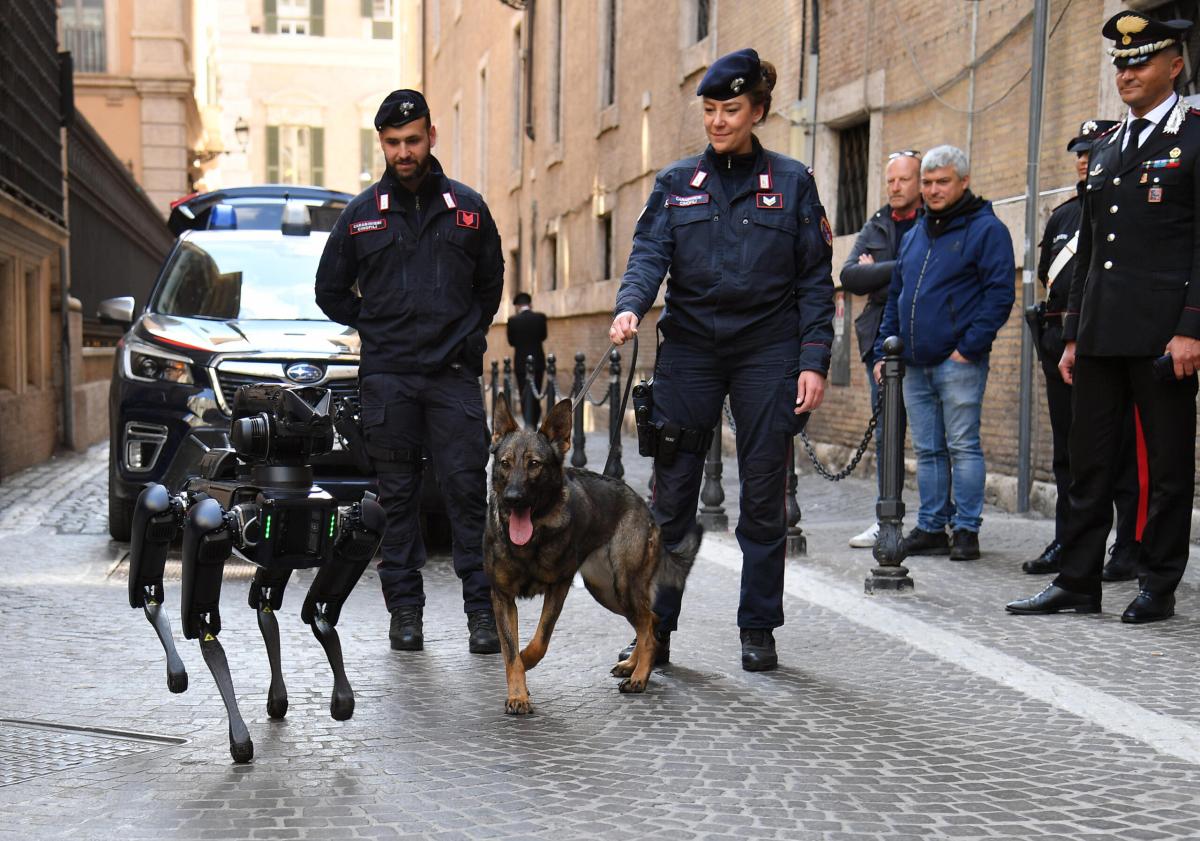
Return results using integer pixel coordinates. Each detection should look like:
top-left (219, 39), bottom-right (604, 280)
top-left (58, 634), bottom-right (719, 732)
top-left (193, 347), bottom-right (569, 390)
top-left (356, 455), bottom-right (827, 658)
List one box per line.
top-left (610, 49), bottom-right (835, 671)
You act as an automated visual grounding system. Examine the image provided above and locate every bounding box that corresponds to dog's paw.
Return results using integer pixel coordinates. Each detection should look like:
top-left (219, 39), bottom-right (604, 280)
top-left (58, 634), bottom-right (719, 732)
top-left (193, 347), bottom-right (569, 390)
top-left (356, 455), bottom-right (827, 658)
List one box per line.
top-left (618, 677), bottom-right (647, 694)
top-left (505, 696), bottom-right (534, 715)
top-left (610, 660), bottom-right (634, 678)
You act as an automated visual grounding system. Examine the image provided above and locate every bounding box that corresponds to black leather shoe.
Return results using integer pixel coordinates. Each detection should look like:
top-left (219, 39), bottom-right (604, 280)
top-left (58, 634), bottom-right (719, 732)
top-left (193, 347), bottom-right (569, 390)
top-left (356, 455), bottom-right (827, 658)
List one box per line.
top-left (901, 527), bottom-right (950, 556)
top-left (1005, 585), bottom-right (1100, 615)
top-left (1101, 541), bottom-right (1141, 582)
top-left (617, 629), bottom-right (670, 665)
top-left (1121, 590), bottom-right (1175, 624)
top-left (740, 628), bottom-right (778, 672)
top-left (467, 609), bottom-right (501, 654)
top-left (389, 605), bottom-right (424, 651)
top-left (950, 529), bottom-right (980, 561)
top-left (1022, 541), bottom-right (1062, 574)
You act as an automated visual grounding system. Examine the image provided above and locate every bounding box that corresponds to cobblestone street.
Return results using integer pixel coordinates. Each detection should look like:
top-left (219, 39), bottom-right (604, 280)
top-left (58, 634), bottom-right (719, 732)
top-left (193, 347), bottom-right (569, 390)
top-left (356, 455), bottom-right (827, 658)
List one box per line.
top-left (1, 440), bottom-right (1199, 839)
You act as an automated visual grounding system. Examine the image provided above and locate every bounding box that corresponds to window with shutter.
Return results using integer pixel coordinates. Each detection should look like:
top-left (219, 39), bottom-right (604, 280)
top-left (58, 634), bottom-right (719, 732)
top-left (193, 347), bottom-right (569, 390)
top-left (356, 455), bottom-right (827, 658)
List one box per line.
top-left (311, 127), bottom-right (325, 186)
top-left (266, 125), bottom-right (280, 181)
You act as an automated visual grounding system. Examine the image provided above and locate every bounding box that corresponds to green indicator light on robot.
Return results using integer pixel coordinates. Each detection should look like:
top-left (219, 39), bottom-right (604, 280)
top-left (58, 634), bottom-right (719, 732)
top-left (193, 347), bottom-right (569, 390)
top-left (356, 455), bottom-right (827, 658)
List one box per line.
top-left (329, 515), bottom-right (335, 537)
top-left (264, 514), bottom-right (272, 540)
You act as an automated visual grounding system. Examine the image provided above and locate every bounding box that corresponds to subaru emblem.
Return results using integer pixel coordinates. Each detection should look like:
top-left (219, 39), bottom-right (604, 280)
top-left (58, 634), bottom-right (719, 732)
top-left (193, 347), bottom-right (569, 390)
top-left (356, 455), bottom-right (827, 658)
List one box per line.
top-left (285, 362), bottom-right (323, 384)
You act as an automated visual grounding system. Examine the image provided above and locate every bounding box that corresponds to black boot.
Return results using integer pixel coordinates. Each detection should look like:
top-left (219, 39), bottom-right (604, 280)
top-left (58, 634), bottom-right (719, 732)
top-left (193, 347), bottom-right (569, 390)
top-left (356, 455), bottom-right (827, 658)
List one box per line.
top-left (616, 628), bottom-right (670, 665)
top-left (467, 609), bottom-right (501, 654)
top-left (740, 628), bottom-right (778, 672)
top-left (1022, 541), bottom-right (1062, 574)
top-left (389, 605), bottom-right (423, 651)
top-left (949, 529), bottom-right (981, 561)
top-left (900, 527), bottom-right (950, 556)
top-left (1101, 541), bottom-right (1140, 582)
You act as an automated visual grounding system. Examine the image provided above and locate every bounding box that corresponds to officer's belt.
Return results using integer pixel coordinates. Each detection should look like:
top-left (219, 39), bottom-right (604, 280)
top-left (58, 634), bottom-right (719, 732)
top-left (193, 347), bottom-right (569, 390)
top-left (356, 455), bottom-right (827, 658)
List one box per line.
top-left (1046, 232), bottom-right (1078, 288)
top-left (365, 442), bottom-right (423, 474)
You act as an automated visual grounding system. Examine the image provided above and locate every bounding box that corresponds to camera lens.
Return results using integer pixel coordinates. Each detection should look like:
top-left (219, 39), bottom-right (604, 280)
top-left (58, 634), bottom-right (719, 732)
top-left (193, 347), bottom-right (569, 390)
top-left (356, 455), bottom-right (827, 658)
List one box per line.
top-left (231, 412), bottom-right (272, 460)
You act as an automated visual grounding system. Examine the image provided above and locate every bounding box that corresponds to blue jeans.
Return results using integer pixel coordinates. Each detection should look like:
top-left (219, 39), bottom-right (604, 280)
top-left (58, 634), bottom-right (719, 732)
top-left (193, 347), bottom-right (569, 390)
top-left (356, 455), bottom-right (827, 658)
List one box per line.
top-left (903, 356), bottom-right (989, 533)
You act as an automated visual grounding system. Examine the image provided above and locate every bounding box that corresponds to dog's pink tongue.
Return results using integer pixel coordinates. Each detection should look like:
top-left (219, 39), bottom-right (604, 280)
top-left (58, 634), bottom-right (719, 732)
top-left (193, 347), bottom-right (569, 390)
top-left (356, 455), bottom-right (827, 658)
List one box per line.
top-left (508, 508), bottom-right (534, 546)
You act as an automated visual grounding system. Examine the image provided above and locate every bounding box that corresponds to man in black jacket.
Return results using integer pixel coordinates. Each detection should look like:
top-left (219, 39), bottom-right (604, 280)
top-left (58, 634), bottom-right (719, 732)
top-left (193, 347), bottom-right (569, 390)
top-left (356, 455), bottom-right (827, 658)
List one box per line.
top-left (1023, 119), bottom-right (1144, 580)
top-left (315, 90), bottom-right (504, 653)
top-left (839, 150), bottom-right (944, 548)
top-left (506, 292), bottom-right (547, 427)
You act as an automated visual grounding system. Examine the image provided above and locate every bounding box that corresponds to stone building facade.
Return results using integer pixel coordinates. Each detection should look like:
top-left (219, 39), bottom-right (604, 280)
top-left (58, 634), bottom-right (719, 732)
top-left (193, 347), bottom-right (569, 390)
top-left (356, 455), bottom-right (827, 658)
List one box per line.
top-left (424, 0), bottom-right (1197, 508)
top-left (195, 0), bottom-right (422, 195)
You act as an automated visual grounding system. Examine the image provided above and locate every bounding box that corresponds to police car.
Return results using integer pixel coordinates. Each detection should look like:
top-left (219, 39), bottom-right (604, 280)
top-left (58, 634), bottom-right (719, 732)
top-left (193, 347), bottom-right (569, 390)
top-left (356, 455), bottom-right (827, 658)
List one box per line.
top-left (102, 189), bottom-right (446, 544)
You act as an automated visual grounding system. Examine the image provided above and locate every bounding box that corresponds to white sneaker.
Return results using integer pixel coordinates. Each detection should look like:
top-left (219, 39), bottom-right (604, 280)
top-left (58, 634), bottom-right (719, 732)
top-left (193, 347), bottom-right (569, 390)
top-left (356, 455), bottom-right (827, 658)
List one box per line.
top-left (849, 522), bottom-right (880, 548)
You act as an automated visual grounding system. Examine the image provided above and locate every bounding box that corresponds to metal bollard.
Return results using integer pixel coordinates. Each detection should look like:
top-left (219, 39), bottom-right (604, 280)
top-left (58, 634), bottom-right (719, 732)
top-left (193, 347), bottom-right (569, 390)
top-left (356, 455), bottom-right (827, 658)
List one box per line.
top-left (698, 416), bottom-right (728, 531)
top-left (544, 353), bottom-right (557, 418)
top-left (571, 352), bottom-right (587, 468)
top-left (785, 438), bottom-right (806, 556)
top-left (523, 354), bottom-right (537, 428)
top-left (602, 349), bottom-right (624, 478)
top-left (502, 357), bottom-right (513, 410)
top-left (489, 360), bottom-right (499, 427)
top-left (866, 336), bottom-right (913, 593)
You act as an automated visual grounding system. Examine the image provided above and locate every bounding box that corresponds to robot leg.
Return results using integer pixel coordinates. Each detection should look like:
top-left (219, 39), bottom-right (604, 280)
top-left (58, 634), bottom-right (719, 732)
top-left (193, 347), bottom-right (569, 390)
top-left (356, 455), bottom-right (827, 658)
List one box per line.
top-left (301, 494), bottom-right (386, 721)
top-left (248, 567), bottom-right (292, 720)
top-left (128, 484), bottom-right (188, 694)
top-left (181, 498), bottom-right (252, 764)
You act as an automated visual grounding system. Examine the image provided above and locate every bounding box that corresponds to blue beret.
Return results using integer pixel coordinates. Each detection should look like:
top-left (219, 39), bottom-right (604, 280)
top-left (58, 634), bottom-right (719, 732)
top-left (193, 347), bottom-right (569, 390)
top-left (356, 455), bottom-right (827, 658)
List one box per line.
top-left (375, 89), bottom-right (430, 130)
top-left (696, 49), bottom-right (762, 100)
top-left (1103, 11), bottom-right (1191, 68)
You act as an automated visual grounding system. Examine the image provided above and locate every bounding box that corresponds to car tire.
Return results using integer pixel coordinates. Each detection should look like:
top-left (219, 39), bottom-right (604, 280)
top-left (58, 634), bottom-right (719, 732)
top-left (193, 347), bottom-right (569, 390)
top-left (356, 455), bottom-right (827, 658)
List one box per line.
top-left (108, 450), bottom-right (134, 542)
top-left (420, 511), bottom-right (453, 554)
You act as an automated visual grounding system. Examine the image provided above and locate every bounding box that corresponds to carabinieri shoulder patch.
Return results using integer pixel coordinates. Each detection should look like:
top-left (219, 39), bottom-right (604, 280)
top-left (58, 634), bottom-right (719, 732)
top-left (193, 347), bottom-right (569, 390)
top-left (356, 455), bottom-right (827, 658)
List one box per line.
top-left (350, 218), bottom-right (387, 235)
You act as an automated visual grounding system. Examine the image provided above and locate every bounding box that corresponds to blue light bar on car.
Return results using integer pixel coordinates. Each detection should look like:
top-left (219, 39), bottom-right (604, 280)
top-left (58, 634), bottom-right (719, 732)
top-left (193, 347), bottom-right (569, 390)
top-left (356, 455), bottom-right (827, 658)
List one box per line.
top-left (209, 204), bottom-right (238, 229)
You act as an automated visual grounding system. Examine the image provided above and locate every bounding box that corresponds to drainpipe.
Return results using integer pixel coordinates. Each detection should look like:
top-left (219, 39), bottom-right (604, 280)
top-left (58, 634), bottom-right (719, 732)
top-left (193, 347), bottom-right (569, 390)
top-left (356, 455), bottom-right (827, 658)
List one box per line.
top-left (524, 0), bottom-right (536, 140)
top-left (1018, 0), bottom-right (1050, 512)
top-left (59, 51), bottom-right (76, 452)
top-left (804, 0), bottom-right (819, 167)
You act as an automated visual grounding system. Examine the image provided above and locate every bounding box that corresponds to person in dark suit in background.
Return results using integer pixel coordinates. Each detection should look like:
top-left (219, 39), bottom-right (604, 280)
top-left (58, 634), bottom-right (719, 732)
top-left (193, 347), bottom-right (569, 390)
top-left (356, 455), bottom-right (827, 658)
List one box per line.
top-left (1008, 12), bottom-right (1200, 623)
top-left (506, 292), bottom-right (547, 427)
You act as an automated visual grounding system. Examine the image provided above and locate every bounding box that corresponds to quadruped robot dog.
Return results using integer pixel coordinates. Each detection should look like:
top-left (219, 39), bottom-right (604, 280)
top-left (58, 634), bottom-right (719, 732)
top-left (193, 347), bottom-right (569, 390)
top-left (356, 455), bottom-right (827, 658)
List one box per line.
top-left (126, 383), bottom-right (384, 763)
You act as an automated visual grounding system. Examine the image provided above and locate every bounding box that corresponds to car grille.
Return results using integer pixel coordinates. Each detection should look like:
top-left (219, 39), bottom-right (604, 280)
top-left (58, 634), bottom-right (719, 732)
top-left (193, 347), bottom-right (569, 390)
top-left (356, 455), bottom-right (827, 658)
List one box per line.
top-left (214, 371), bottom-right (359, 414)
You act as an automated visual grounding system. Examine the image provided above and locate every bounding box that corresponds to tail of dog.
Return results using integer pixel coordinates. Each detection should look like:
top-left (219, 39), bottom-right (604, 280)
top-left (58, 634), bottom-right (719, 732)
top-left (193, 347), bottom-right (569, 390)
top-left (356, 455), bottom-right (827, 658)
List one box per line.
top-left (654, 523), bottom-right (704, 601)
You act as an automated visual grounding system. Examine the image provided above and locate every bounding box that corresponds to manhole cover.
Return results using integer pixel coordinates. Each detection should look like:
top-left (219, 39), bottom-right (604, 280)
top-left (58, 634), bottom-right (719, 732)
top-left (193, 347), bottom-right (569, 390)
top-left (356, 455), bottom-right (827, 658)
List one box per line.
top-left (0, 719), bottom-right (185, 787)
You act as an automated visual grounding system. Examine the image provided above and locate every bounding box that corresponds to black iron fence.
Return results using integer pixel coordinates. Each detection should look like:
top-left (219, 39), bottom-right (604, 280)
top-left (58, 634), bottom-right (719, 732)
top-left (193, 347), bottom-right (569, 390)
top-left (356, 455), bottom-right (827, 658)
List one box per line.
top-left (0, 0), bottom-right (65, 223)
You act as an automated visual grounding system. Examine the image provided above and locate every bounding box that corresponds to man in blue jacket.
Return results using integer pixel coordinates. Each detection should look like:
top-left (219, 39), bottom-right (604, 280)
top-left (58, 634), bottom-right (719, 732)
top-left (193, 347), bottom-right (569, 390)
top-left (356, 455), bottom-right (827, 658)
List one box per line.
top-left (873, 145), bottom-right (1015, 560)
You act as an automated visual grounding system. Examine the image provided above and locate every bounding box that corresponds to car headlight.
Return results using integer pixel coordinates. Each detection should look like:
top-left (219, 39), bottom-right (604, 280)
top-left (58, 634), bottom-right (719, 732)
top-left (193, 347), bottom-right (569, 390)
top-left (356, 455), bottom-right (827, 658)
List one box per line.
top-left (123, 338), bottom-right (196, 385)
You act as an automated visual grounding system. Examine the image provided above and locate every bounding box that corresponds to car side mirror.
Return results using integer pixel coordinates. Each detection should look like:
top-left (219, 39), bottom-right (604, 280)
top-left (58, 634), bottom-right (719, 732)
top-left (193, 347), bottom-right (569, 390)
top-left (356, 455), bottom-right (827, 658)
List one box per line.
top-left (98, 296), bottom-right (136, 326)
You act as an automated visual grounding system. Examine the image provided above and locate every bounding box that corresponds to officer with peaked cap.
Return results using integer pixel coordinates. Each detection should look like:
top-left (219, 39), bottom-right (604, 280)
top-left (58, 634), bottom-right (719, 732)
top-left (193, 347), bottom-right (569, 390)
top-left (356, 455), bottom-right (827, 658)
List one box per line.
top-left (315, 89), bottom-right (505, 653)
top-left (610, 48), bottom-right (835, 671)
top-left (1021, 119), bottom-right (1146, 581)
top-left (1008, 11), bottom-right (1200, 622)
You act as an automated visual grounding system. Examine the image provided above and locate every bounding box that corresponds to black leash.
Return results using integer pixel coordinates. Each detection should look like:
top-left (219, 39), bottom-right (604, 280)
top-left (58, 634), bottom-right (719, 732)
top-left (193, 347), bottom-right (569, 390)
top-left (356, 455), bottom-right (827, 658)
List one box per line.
top-left (569, 336), bottom-right (639, 478)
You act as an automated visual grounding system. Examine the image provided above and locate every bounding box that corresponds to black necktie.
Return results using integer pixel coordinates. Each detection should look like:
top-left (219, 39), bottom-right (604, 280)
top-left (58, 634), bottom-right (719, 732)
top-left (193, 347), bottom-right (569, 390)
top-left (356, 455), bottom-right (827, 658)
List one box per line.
top-left (1125, 118), bottom-right (1151, 161)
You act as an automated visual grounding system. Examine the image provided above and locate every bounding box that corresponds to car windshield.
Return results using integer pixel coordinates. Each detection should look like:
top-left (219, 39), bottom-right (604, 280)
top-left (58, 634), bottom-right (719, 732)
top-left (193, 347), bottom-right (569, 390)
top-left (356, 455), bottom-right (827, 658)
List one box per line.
top-left (152, 234), bottom-right (330, 320)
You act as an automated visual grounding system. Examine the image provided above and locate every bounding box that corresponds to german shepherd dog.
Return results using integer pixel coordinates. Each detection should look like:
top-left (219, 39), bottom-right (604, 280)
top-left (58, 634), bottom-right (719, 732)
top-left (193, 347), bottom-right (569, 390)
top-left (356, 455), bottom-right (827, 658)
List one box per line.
top-left (485, 395), bottom-right (694, 715)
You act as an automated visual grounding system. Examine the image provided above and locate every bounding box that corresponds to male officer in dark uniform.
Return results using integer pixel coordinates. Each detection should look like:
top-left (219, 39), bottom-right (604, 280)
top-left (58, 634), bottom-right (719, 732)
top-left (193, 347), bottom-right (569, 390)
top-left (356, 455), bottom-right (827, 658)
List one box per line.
top-left (1008, 12), bottom-right (1200, 623)
top-left (1022, 119), bottom-right (1146, 579)
top-left (315, 90), bottom-right (504, 652)
top-left (506, 292), bottom-right (547, 427)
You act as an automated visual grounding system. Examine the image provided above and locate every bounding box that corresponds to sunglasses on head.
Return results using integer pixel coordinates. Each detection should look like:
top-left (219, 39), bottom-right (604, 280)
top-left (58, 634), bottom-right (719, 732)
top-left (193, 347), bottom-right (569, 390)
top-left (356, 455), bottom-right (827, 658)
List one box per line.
top-left (888, 149), bottom-right (922, 160)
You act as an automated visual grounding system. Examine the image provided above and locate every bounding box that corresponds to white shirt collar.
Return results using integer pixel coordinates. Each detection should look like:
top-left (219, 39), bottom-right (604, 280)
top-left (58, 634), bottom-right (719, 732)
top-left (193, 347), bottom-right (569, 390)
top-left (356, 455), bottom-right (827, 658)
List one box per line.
top-left (1127, 92), bottom-right (1179, 128)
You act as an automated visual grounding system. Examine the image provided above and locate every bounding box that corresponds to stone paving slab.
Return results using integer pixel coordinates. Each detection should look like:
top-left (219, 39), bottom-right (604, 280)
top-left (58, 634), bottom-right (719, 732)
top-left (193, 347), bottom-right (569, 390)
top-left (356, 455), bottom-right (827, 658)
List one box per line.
top-left (0, 440), bottom-right (1199, 839)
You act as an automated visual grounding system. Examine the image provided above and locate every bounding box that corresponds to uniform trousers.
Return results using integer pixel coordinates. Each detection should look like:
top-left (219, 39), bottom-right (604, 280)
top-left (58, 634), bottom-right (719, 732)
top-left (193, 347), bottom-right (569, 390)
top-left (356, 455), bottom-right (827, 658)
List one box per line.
top-left (359, 370), bottom-right (492, 614)
top-left (650, 338), bottom-right (800, 631)
top-left (1053, 355), bottom-right (1197, 597)
top-left (1038, 322), bottom-right (1141, 546)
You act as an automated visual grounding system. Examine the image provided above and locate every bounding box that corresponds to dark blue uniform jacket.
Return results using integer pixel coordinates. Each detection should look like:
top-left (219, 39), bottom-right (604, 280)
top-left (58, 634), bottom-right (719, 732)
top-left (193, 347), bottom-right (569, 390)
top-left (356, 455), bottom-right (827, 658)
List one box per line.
top-left (315, 156), bottom-right (504, 377)
top-left (615, 144), bottom-right (835, 374)
top-left (874, 199), bottom-right (1015, 365)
